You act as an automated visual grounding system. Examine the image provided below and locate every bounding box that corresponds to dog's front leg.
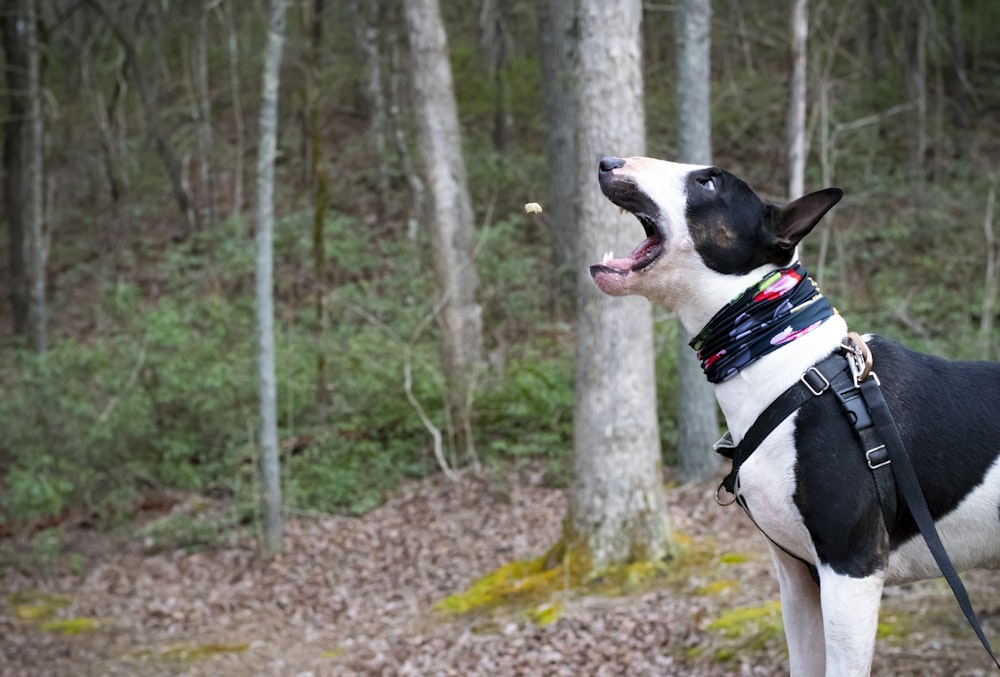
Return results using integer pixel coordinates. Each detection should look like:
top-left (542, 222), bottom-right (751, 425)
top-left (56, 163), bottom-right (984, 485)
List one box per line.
top-left (817, 565), bottom-right (884, 677)
top-left (771, 546), bottom-right (825, 676)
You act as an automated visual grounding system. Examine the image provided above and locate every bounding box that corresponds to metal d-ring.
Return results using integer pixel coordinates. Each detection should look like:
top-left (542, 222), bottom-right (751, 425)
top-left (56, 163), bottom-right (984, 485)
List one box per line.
top-left (716, 482), bottom-right (737, 507)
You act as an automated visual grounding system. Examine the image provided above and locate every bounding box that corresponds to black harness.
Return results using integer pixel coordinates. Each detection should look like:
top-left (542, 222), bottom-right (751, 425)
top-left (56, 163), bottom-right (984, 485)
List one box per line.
top-left (714, 333), bottom-right (1000, 670)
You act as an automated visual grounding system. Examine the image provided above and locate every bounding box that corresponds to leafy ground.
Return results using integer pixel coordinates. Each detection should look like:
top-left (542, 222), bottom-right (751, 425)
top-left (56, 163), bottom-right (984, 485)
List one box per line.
top-left (2, 468), bottom-right (999, 676)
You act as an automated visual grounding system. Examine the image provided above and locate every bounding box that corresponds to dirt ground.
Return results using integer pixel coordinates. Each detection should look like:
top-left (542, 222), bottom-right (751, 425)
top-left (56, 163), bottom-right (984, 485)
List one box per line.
top-left (2, 469), bottom-right (1000, 676)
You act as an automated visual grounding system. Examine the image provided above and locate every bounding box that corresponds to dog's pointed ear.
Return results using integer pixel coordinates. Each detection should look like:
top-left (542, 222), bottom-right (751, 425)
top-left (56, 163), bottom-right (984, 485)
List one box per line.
top-left (769, 188), bottom-right (844, 250)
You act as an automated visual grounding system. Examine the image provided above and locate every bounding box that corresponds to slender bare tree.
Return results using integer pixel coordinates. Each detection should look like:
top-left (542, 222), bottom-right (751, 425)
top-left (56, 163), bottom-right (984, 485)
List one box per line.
top-left (222, 0), bottom-right (245, 217)
top-left (674, 0), bottom-right (719, 483)
top-left (25, 0), bottom-right (45, 353)
top-left (195, 2), bottom-right (216, 229)
top-left (255, 0), bottom-right (288, 554)
top-left (788, 0), bottom-right (808, 200)
top-left (1, 0), bottom-right (28, 335)
top-left (567, 0), bottom-right (674, 570)
top-left (402, 0), bottom-right (484, 464)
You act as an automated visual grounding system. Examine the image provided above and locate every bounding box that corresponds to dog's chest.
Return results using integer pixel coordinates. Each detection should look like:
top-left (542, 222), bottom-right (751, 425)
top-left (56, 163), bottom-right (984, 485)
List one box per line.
top-left (735, 419), bottom-right (816, 563)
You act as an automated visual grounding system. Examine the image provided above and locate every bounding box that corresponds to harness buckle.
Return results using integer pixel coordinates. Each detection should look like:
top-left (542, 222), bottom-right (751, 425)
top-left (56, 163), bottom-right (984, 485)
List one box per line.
top-left (866, 444), bottom-right (891, 469)
top-left (844, 331), bottom-right (874, 386)
top-left (801, 367), bottom-right (830, 396)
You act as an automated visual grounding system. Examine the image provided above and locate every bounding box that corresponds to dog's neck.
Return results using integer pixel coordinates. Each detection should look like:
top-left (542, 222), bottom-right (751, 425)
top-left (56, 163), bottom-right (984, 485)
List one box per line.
top-left (676, 261), bottom-right (848, 441)
top-left (712, 315), bottom-right (848, 440)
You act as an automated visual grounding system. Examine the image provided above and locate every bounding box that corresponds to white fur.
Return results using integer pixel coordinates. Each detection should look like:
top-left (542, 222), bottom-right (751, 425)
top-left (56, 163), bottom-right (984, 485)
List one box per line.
top-left (888, 455), bottom-right (1000, 584)
top-left (771, 547), bottom-right (826, 676)
top-left (818, 565), bottom-right (885, 676)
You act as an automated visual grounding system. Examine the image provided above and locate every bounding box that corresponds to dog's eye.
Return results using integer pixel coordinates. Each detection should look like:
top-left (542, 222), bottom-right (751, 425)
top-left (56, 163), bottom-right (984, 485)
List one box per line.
top-left (697, 176), bottom-right (716, 192)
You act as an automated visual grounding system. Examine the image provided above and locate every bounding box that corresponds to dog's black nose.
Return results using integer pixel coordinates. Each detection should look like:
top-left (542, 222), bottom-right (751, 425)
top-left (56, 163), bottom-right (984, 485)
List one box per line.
top-left (599, 156), bottom-right (625, 173)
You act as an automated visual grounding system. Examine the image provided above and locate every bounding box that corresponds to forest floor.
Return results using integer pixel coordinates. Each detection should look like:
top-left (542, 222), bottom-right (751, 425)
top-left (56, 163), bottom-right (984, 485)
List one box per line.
top-left (2, 467), bottom-right (1000, 677)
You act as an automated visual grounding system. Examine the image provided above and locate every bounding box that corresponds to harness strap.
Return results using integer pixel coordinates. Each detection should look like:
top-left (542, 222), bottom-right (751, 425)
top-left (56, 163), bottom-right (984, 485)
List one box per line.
top-left (715, 340), bottom-right (1000, 670)
top-left (716, 351), bottom-right (848, 497)
top-left (829, 375), bottom-right (898, 531)
top-left (857, 375), bottom-right (1000, 670)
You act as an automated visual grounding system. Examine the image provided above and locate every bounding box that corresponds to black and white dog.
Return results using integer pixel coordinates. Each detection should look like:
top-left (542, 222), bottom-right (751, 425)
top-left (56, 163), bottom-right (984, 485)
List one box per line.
top-left (591, 155), bottom-right (1000, 676)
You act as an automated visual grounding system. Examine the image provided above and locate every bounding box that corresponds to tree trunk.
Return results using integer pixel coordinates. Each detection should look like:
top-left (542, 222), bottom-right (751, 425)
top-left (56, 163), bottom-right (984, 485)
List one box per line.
top-left (1, 0), bottom-right (27, 335)
top-left (195, 3), bottom-right (216, 229)
top-left (943, 0), bottom-right (970, 128)
top-left (479, 0), bottom-right (509, 152)
top-left (900, 0), bottom-right (927, 174)
top-left (568, 0), bottom-right (674, 570)
top-left (352, 0), bottom-right (391, 226)
top-left (255, 0), bottom-right (288, 555)
top-left (674, 0), bottom-right (719, 484)
top-left (85, 0), bottom-right (196, 235)
top-left (787, 0), bottom-right (808, 200)
top-left (538, 0), bottom-right (577, 308)
top-left (25, 0), bottom-right (45, 353)
top-left (403, 0), bottom-right (484, 465)
top-left (224, 0), bottom-right (245, 217)
top-left (305, 0), bottom-right (329, 419)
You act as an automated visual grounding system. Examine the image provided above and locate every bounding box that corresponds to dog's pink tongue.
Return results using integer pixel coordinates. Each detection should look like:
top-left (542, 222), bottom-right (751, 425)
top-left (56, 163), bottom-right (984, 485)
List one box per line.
top-left (600, 254), bottom-right (634, 272)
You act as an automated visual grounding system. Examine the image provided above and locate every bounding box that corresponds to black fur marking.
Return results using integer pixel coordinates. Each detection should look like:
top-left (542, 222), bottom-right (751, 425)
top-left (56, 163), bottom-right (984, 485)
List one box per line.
top-left (791, 336), bottom-right (1000, 577)
top-left (598, 170), bottom-right (664, 241)
top-left (684, 169), bottom-right (843, 276)
top-left (683, 168), bottom-right (790, 274)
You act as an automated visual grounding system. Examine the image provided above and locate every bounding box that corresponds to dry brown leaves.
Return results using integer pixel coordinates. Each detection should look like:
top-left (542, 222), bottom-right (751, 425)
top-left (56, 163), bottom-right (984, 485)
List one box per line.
top-left (2, 469), bottom-right (999, 676)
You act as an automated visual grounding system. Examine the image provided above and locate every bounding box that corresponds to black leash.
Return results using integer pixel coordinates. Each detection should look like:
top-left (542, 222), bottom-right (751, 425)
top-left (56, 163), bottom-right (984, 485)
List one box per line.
top-left (715, 334), bottom-right (1000, 670)
top-left (855, 371), bottom-right (1000, 669)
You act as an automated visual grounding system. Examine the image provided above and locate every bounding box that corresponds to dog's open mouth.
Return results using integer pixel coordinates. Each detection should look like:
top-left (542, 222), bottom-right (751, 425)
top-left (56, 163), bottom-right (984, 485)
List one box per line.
top-left (591, 175), bottom-right (665, 277)
top-left (592, 216), bottom-right (663, 275)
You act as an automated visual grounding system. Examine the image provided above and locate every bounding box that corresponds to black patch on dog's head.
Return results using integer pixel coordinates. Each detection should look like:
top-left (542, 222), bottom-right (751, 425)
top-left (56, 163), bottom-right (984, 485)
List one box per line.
top-left (684, 167), bottom-right (843, 275)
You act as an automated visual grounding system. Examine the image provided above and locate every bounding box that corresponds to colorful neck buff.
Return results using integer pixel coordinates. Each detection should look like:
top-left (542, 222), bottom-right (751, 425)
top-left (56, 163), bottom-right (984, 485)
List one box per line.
top-left (689, 262), bottom-right (836, 383)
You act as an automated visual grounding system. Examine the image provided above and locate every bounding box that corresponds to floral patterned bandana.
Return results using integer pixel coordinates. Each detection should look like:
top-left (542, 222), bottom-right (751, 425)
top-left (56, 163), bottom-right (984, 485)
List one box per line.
top-left (689, 262), bottom-right (836, 383)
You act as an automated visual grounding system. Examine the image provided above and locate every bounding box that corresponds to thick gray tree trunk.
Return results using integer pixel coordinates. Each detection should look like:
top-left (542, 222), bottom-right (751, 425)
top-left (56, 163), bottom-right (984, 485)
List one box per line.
top-left (787, 0), bottom-right (808, 200)
top-left (675, 0), bottom-right (720, 483)
top-left (25, 0), bottom-right (45, 354)
top-left (568, 0), bottom-right (674, 570)
top-left (255, 0), bottom-right (288, 555)
top-left (403, 0), bottom-right (484, 463)
top-left (538, 0), bottom-right (577, 306)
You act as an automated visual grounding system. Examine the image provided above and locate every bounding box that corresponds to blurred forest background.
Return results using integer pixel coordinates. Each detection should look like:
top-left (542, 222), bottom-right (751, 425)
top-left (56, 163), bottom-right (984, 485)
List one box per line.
top-left (1, 0), bottom-right (999, 554)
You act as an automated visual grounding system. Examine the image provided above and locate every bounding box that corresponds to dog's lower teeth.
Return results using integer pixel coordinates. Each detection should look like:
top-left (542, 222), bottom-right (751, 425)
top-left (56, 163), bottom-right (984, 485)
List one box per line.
top-left (619, 207), bottom-right (626, 216)
top-left (602, 251), bottom-right (614, 263)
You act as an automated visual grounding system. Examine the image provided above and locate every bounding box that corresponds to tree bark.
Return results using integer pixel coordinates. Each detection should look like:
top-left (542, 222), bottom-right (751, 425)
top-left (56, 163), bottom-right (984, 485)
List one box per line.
top-left (568, 0), bottom-right (674, 570)
top-left (195, 2), bottom-right (216, 229)
top-left (402, 0), bottom-right (484, 464)
top-left (305, 0), bottom-right (329, 418)
top-left (787, 0), bottom-right (808, 200)
top-left (352, 0), bottom-right (390, 225)
top-left (223, 0), bottom-right (244, 217)
top-left (900, 0), bottom-right (927, 174)
top-left (538, 0), bottom-right (577, 308)
top-left (1, 0), bottom-right (28, 335)
top-left (255, 0), bottom-right (288, 555)
top-left (674, 0), bottom-right (720, 484)
top-left (25, 0), bottom-right (45, 353)
top-left (943, 0), bottom-right (970, 128)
